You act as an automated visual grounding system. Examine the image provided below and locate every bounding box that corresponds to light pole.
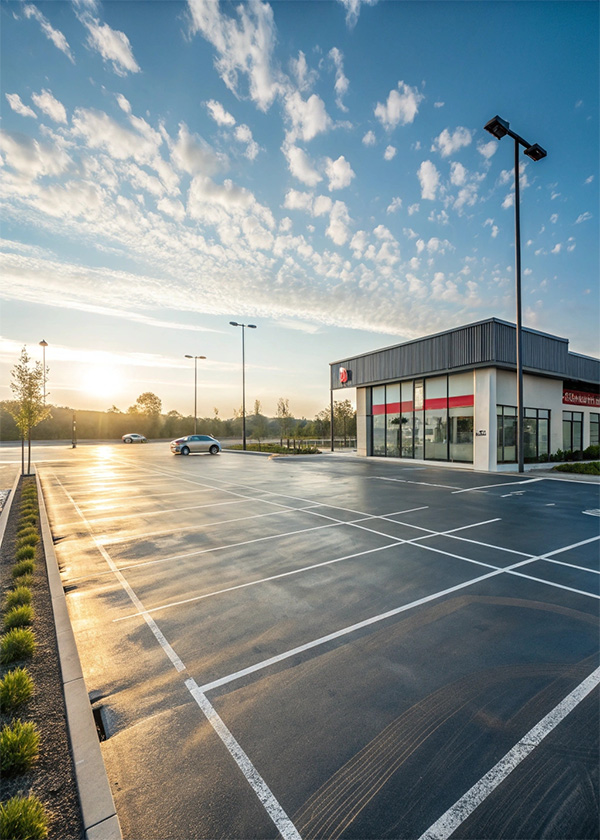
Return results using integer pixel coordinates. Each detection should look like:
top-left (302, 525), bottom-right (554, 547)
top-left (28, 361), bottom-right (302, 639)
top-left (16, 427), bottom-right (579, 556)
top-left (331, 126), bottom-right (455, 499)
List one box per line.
top-left (39, 340), bottom-right (48, 404)
top-left (484, 115), bottom-right (547, 473)
top-left (229, 321), bottom-right (257, 450)
top-left (184, 354), bottom-right (206, 434)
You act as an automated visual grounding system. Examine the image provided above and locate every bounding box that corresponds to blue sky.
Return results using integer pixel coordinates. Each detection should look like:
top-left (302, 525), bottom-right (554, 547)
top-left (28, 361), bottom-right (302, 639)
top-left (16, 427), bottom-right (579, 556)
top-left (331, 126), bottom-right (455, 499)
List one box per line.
top-left (1, 0), bottom-right (598, 420)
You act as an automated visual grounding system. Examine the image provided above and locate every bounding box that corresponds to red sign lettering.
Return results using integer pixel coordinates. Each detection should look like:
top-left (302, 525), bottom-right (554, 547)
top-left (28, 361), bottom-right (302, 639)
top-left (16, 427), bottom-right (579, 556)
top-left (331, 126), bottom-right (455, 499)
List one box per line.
top-left (562, 390), bottom-right (600, 407)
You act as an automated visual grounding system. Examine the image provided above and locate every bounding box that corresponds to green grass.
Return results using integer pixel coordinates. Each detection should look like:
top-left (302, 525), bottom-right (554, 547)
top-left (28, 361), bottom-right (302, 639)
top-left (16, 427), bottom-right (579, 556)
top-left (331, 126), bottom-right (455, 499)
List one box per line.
top-left (5, 587), bottom-right (32, 610)
top-left (0, 719), bottom-right (40, 775)
top-left (0, 628), bottom-right (35, 664)
top-left (3, 605), bottom-right (34, 632)
top-left (15, 545), bottom-right (36, 563)
top-left (12, 560), bottom-right (35, 580)
top-left (0, 794), bottom-right (49, 839)
top-left (15, 533), bottom-right (39, 549)
top-left (552, 461), bottom-right (600, 475)
top-left (0, 668), bottom-right (34, 714)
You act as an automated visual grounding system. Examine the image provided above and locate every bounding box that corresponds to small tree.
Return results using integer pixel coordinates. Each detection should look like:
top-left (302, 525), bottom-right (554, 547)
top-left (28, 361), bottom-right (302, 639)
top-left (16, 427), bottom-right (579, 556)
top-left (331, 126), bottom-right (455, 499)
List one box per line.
top-left (333, 399), bottom-right (355, 446)
top-left (276, 398), bottom-right (292, 447)
top-left (8, 348), bottom-right (51, 475)
top-left (127, 392), bottom-right (162, 437)
top-left (251, 400), bottom-right (269, 449)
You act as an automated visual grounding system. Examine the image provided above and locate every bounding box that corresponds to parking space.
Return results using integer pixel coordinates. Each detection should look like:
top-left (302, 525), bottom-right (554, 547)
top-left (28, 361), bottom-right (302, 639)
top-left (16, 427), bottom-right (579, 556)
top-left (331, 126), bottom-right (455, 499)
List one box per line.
top-left (14, 443), bottom-right (599, 839)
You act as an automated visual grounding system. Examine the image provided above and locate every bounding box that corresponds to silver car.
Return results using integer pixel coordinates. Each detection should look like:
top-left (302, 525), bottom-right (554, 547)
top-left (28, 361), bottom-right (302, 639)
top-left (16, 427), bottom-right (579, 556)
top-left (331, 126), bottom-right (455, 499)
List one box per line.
top-left (122, 433), bottom-right (147, 443)
top-left (170, 434), bottom-right (221, 455)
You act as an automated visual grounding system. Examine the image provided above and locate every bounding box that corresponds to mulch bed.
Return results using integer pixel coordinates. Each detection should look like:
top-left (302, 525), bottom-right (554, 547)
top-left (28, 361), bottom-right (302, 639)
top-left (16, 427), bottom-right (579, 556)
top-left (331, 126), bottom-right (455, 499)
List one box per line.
top-left (1, 475), bottom-right (84, 839)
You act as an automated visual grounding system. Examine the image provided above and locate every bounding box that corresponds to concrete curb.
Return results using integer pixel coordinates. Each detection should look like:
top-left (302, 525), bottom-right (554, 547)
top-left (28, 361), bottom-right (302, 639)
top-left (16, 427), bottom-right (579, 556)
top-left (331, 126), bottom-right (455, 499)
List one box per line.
top-left (36, 470), bottom-right (122, 840)
top-left (0, 469), bottom-right (20, 547)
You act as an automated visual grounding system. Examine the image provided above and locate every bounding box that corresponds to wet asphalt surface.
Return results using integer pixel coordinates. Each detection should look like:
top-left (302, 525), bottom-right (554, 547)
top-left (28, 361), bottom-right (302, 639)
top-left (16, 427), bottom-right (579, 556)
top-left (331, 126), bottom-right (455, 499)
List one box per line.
top-left (3, 443), bottom-right (598, 840)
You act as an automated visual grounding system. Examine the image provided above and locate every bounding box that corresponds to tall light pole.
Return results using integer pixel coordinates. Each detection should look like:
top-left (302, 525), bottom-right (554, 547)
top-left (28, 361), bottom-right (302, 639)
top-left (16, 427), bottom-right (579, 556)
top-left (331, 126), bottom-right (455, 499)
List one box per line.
top-left (39, 340), bottom-right (48, 404)
top-left (484, 116), bottom-right (547, 473)
top-left (184, 354), bottom-right (206, 434)
top-left (229, 321), bottom-right (257, 450)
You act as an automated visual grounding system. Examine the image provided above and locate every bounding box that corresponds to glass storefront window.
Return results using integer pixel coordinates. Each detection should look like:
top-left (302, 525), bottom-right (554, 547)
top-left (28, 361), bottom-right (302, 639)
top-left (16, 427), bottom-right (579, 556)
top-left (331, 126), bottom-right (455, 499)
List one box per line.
top-left (401, 381), bottom-right (413, 457)
top-left (591, 413), bottom-right (599, 447)
top-left (497, 406), bottom-right (517, 463)
top-left (424, 377), bottom-right (447, 460)
top-left (450, 407), bottom-right (473, 462)
top-left (499, 406), bottom-right (550, 462)
top-left (563, 411), bottom-right (583, 453)
top-left (373, 413), bottom-right (386, 455)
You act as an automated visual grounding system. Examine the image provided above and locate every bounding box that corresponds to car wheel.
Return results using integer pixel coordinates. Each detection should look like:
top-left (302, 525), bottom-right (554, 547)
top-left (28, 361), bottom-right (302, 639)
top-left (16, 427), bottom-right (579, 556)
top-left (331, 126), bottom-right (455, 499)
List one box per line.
top-left (181, 446), bottom-right (190, 455)
top-left (124, 438), bottom-right (132, 443)
top-left (209, 445), bottom-right (219, 455)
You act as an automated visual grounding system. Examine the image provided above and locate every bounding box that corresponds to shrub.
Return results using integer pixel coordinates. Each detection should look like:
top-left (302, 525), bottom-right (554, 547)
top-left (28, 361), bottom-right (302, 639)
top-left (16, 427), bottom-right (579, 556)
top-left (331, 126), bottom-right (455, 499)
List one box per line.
top-left (19, 503), bottom-right (37, 515)
top-left (552, 461), bottom-right (600, 475)
top-left (0, 668), bottom-right (34, 714)
top-left (3, 605), bottom-right (34, 632)
top-left (16, 517), bottom-right (37, 531)
top-left (15, 545), bottom-right (35, 563)
top-left (12, 560), bottom-right (35, 579)
top-left (16, 532), bottom-right (39, 549)
top-left (583, 444), bottom-right (599, 459)
top-left (16, 523), bottom-right (37, 537)
top-left (5, 587), bottom-right (32, 609)
top-left (0, 794), bottom-right (48, 840)
top-left (0, 628), bottom-right (35, 664)
top-left (12, 573), bottom-right (34, 589)
top-left (0, 719), bottom-right (40, 775)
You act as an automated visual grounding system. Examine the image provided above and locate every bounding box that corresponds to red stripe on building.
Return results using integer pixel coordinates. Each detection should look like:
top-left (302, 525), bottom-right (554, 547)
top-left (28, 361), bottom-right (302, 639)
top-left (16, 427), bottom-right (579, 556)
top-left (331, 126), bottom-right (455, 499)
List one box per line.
top-left (449, 395), bottom-right (474, 408)
top-left (373, 396), bottom-right (472, 414)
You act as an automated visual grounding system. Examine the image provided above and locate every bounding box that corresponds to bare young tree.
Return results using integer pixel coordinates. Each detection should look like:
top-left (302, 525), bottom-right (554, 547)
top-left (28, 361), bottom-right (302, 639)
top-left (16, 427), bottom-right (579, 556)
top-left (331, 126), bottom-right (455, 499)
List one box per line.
top-left (276, 397), bottom-right (292, 447)
top-left (8, 346), bottom-right (51, 475)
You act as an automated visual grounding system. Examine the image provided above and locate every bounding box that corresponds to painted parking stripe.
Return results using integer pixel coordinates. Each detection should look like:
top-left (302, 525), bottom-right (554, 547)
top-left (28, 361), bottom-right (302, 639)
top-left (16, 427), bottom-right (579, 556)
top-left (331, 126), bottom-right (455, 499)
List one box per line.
top-left (376, 477), bottom-right (462, 490)
top-left (52, 472), bottom-right (301, 840)
top-left (451, 478), bottom-right (543, 494)
top-left (418, 666), bottom-right (600, 840)
top-left (197, 535), bottom-right (600, 694)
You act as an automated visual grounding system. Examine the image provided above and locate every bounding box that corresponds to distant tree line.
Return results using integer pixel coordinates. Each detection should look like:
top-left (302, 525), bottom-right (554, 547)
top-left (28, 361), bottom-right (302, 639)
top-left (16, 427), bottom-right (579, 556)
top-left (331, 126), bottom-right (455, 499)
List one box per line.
top-left (0, 393), bottom-right (356, 444)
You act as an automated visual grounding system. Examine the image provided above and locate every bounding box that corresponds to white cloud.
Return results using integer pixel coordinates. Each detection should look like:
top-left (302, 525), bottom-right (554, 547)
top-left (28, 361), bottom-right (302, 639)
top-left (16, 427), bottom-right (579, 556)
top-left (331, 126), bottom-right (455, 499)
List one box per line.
top-left (81, 15), bottom-right (140, 75)
top-left (170, 122), bottom-right (224, 176)
top-left (350, 230), bottom-right (367, 257)
top-left (407, 203), bottom-right (419, 216)
top-left (502, 193), bottom-right (514, 209)
top-left (325, 155), bottom-right (355, 190)
top-left (285, 91), bottom-right (331, 142)
top-left (387, 197), bottom-right (402, 213)
top-left (0, 130), bottom-right (72, 180)
top-left (550, 213), bottom-right (558, 224)
top-left (567, 237), bottom-right (576, 252)
top-left (434, 102), bottom-right (444, 108)
top-left (384, 145), bottom-right (396, 161)
top-left (235, 124), bottom-right (259, 160)
top-left (23, 4), bottom-right (74, 62)
top-left (477, 140), bottom-right (497, 159)
top-left (450, 161), bottom-right (467, 186)
top-left (336, 0), bottom-right (378, 28)
top-left (290, 51), bottom-right (317, 92)
top-left (313, 195), bottom-right (333, 216)
top-left (284, 144), bottom-right (322, 186)
top-left (5, 94), bottom-right (37, 119)
top-left (116, 94), bottom-right (132, 114)
top-left (432, 126), bottom-right (472, 158)
top-left (551, 243), bottom-right (562, 254)
top-left (284, 189), bottom-right (314, 213)
top-left (206, 99), bottom-right (236, 126)
top-left (362, 130), bottom-right (376, 146)
top-left (329, 47), bottom-right (349, 112)
top-left (584, 175), bottom-right (594, 185)
top-left (575, 211), bottom-right (592, 224)
top-left (187, 0), bottom-right (282, 111)
top-left (157, 196), bottom-right (186, 222)
top-left (374, 81), bottom-right (423, 130)
top-left (326, 200), bottom-right (351, 245)
top-left (417, 160), bottom-right (439, 200)
top-left (31, 89), bottom-right (67, 124)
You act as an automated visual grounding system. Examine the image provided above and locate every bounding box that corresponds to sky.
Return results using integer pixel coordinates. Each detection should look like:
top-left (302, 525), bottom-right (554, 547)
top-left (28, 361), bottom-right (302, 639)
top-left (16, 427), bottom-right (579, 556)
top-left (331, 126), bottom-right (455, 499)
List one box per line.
top-left (1, 0), bottom-right (598, 421)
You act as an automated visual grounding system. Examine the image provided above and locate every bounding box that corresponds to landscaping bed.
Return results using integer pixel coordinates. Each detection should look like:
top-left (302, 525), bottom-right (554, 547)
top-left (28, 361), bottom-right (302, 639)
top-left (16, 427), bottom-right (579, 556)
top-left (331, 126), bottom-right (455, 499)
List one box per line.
top-left (552, 460), bottom-right (600, 475)
top-left (0, 476), bottom-right (83, 839)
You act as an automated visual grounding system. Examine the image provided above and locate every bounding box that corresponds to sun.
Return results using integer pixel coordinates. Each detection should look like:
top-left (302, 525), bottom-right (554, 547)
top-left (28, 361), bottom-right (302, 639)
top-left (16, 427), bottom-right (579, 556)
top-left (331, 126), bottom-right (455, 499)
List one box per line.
top-left (81, 366), bottom-right (123, 399)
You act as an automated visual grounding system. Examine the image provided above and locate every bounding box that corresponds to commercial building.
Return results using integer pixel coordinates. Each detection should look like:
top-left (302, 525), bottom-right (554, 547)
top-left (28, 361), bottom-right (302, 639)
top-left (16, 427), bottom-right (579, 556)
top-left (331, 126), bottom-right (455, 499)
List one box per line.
top-left (330, 318), bottom-right (599, 471)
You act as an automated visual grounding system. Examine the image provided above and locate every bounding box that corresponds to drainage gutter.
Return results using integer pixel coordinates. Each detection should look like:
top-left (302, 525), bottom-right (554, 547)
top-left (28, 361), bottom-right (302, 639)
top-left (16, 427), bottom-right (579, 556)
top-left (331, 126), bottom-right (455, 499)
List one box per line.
top-left (36, 470), bottom-right (122, 840)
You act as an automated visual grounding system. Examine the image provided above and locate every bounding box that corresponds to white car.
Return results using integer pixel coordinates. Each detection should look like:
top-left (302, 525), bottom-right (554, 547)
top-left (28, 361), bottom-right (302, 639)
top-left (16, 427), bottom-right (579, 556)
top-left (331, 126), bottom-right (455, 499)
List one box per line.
top-left (171, 434), bottom-right (221, 455)
top-left (122, 433), bottom-right (147, 444)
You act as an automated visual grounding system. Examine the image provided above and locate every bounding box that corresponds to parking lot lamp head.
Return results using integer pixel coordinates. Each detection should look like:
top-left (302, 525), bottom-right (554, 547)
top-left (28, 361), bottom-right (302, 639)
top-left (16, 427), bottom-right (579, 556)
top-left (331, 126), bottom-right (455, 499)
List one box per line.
top-left (484, 115), bottom-right (510, 139)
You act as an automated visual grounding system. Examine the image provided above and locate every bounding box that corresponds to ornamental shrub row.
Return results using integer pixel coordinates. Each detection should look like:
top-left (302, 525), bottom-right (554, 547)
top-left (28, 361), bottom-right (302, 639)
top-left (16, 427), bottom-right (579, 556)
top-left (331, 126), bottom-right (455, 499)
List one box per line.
top-left (0, 480), bottom-right (49, 839)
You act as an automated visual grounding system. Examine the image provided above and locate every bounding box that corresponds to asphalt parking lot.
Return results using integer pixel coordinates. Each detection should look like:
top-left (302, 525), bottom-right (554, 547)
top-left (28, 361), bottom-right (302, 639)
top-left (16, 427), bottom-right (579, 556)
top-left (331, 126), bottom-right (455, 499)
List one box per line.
top-left (10, 443), bottom-right (600, 839)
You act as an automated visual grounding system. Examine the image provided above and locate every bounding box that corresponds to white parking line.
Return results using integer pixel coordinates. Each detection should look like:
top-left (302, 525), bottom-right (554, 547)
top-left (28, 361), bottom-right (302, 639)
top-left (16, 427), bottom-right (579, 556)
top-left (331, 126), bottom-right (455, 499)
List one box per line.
top-left (375, 477), bottom-right (462, 490)
top-left (451, 478), bottom-right (544, 494)
top-left (418, 666), bottom-right (600, 840)
top-left (197, 535), bottom-right (600, 694)
top-left (53, 472), bottom-right (301, 840)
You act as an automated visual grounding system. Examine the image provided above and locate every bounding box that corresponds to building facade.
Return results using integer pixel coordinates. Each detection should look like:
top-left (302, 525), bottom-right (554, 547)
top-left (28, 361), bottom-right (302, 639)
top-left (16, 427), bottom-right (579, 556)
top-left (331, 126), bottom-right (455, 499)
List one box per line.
top-left (330, 319), bottom-right (599, 471)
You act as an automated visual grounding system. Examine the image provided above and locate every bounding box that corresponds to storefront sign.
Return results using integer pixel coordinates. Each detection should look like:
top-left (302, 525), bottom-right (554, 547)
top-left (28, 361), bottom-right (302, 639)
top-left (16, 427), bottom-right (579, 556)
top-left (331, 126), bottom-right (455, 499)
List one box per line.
top-left (562, 389), bottom-right (600, 407)
top-left (339, 367), bottom-right (349, 384)
top-left (476, 430), bottom-right (487, 436)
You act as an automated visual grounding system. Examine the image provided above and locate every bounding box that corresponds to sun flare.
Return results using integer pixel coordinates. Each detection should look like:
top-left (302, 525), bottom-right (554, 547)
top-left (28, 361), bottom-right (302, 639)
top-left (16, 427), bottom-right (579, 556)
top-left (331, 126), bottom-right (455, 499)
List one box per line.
top-left (81, 366), bottom-right (123, 399)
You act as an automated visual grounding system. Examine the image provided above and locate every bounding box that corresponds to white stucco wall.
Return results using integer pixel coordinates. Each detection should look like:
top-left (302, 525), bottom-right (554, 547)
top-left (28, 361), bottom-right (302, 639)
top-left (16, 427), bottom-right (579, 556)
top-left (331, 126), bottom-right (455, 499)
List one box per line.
top-left (356, 387), bottom-right (368, 456)
top-left (474, 368), bottom-right (496, 471)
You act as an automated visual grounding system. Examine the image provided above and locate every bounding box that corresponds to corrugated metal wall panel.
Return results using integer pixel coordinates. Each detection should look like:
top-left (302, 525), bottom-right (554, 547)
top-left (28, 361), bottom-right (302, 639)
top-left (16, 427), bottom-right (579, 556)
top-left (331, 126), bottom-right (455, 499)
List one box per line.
top-left (331, 319), bottom-right (599, 389)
